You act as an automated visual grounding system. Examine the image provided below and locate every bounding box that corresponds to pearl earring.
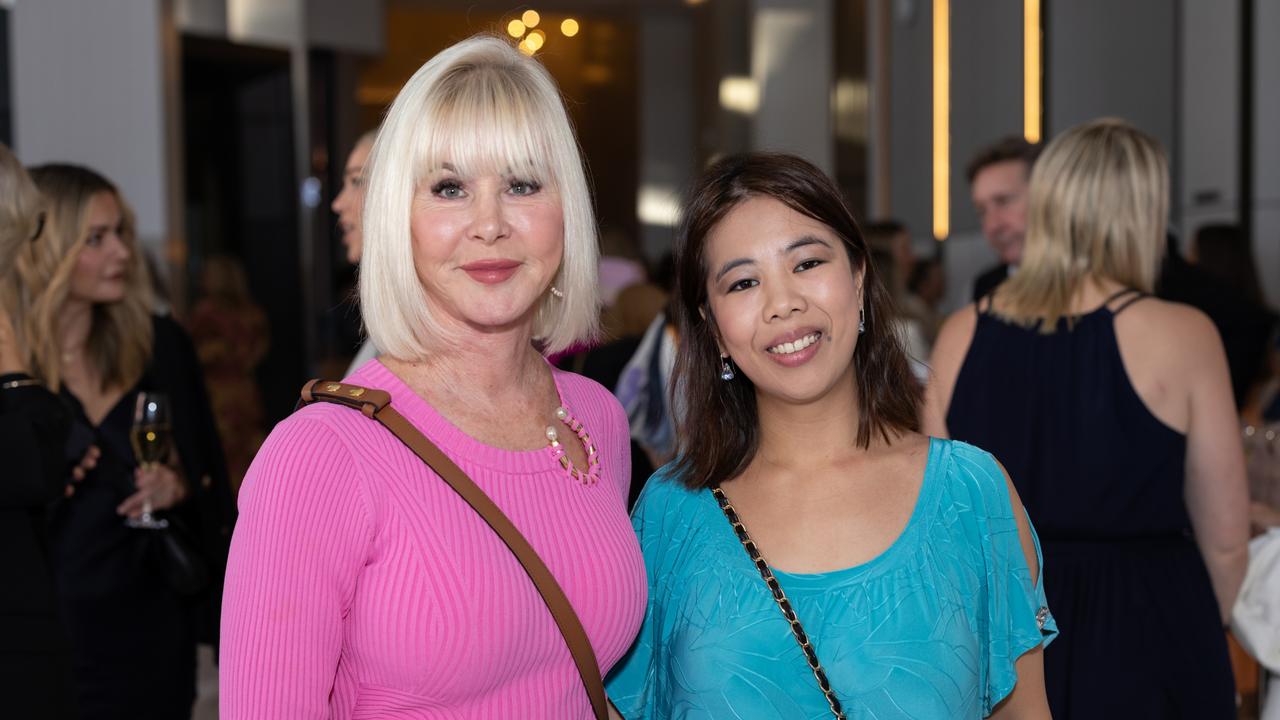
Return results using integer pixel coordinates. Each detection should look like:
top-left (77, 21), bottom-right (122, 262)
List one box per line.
top-left (720, 355), bottom-right (735, 381)
top-left (549, 285), bottom-right (565, 299)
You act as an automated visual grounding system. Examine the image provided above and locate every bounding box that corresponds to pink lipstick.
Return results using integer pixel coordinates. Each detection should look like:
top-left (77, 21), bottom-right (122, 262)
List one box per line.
top-left (461, 259), bottom-right (520, 284)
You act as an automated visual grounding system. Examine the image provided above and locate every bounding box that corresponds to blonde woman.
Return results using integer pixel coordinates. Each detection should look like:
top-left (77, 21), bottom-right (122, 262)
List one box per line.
top-left (27, 164), bottom-right (234, 718)
top-left (925, 119), bottom-right (1249, 719)
top-left (0, 144), bottom-right (81, 718)
top-left (221, 36), bottom-right (645, 718)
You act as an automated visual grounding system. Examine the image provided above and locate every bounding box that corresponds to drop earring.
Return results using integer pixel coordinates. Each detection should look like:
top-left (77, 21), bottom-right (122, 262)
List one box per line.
top-left (858, 306), bottom-right (866, 334)
top-left (720, 355), bottom-right (735, 381)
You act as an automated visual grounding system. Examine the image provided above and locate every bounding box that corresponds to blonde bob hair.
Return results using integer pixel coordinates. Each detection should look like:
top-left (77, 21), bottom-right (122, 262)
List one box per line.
top-left (28, 164), bottom-right (154, 391)
top-left (999, 118), bottom-right (1168, 331)
top-left (0, 144), bottom-right (46, 371)
top-left (360, 35), bottom-right (600, 359)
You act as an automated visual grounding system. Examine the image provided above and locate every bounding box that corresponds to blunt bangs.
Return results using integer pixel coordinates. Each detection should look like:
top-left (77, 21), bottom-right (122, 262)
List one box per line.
top-left (411, 66), bottom-right (557, 188)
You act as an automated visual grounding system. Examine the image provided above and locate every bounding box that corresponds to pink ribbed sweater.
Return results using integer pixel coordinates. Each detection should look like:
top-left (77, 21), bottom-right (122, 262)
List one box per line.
top-left (220, 360), bottom-right (647, 718)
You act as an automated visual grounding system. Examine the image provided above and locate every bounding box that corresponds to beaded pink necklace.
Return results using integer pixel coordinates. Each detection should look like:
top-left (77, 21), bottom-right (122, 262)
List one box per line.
top-left (544, 405), bottom-right (601, 485)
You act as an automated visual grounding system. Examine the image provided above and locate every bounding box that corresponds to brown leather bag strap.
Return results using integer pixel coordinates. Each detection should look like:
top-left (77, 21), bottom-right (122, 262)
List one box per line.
top-left (299, 379), bottom-right (609, 720)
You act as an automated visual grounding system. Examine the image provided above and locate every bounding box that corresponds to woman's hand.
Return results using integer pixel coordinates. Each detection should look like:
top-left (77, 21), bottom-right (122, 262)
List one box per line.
top-left (117, 463), bottom-right (188, 518)
top-left (0, 306), bottom-right (25, 375)
top-left (65, 445), bottom-right (101, 497)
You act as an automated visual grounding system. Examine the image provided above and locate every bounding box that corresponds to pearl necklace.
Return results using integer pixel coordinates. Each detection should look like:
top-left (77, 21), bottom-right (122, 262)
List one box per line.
top-left (544, 406), bottom-right (601, 485)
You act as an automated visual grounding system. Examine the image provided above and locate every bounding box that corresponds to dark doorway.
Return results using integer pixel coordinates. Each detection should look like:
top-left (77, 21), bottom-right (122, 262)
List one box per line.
top-left (182, 35), bottom-right (302, 425)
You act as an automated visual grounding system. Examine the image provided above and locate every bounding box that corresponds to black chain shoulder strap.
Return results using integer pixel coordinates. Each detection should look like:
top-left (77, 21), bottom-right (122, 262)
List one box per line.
top-left (710, 486), bottom-right (847, 720)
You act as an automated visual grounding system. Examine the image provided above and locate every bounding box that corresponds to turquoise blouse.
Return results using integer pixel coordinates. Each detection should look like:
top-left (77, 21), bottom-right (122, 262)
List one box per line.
top-left (606, 438), bottom-right (1057, 719)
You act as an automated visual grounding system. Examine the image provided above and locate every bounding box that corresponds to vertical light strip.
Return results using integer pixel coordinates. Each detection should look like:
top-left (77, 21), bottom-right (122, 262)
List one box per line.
top-left (932, 0), bottom-right (950, 240)
top-left (1024, 0), bottom-right (1042, 142)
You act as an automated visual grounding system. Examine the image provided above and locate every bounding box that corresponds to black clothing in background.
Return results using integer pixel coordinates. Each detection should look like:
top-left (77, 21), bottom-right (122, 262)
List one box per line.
top-left (971, 263), bottom-right (1010, 302)
top-left (50, 315), bottom-right (236, 719)
top-left (1158, 236), bottom-right (1276, 408)
top-left (946, 292), bottom-right (1234, 719)
top-left (0, 375), bottom-right (78, 719)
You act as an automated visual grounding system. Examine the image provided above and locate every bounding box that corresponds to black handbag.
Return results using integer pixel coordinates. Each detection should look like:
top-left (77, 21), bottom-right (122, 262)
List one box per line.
top-left (155, 514), bottom-right (210, 596)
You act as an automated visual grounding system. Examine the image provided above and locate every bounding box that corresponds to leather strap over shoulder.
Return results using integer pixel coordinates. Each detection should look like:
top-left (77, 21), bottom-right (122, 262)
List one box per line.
top-left (297, 379), bottom-right (609, 720)
top-left (300, 379), bottom-right (391, 418)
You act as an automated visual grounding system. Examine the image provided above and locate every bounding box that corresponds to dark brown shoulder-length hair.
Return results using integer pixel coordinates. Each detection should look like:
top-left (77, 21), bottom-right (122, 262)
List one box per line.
top-left (669, 152), bottom-right (921, 490)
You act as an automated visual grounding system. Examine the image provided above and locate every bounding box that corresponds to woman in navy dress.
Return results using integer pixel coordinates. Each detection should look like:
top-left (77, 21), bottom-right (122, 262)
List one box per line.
top-left (925, 119), bottom-right (1250, 718)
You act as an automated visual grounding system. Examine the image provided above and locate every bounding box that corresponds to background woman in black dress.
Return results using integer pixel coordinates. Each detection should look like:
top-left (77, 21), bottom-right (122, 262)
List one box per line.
top-left (924, 119), bottom-right (1250, 718)
top-left (26, 163), bottom-right (235, 719)
top-left (0, 143), bottom-right (86, 719)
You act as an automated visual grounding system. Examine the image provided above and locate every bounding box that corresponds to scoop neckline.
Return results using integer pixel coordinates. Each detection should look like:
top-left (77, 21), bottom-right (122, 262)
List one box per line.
top-left (357, 358), bottom-right (585, 476)
top-left (712, 437), bottom-right (944, 587)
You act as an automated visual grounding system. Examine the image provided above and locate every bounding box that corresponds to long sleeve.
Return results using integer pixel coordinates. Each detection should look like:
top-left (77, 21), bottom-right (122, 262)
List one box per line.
top-left (219, 416), bottom-right (376, 718)
top-left (0, 383), bottom-right (70, 509)
top-left (151, 315), bottom-right (237, 644)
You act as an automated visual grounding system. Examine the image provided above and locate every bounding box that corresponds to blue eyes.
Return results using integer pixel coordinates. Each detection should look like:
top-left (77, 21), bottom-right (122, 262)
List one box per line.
top-left (430, 179), bottom-right (542, 199)
top-left (509, 180), bottom-right (541, 196)
top-left (432, 180), bottom-right (464, 199)
top-left (725, 258), bottom-right (825, 292)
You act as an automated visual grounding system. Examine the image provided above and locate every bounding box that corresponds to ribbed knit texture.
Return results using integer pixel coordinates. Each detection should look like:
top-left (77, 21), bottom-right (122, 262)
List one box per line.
top-left (220, 360), bottom-right (647, 718)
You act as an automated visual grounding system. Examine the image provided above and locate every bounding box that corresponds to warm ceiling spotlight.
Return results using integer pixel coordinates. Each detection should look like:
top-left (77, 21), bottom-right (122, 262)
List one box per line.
top-left (561, 18), bottom-right (580, 37)
top-left (518, 38), bottom-right (535, 55)
top-left (522, 10), bottom-right (541, 28)
top-left (507, 19), bottom-right (526, 38)
top-left (526, 29), bottom-right (546, 51)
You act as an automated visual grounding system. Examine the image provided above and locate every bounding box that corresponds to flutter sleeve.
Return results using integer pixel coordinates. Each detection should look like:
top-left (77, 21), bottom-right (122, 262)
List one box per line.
top-left (951, 444), bottom-right (1058, 715)
top-left (605, 466), bottom-right (685, 718)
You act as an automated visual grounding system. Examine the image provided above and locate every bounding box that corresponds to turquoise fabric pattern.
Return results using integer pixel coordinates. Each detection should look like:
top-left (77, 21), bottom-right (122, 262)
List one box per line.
top-left (607, 438), bottom-right (1057, 719)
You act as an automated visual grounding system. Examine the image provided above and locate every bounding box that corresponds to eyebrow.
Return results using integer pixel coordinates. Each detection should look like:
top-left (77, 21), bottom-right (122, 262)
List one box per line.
top-left (713, 235), bottom-right (833, 282)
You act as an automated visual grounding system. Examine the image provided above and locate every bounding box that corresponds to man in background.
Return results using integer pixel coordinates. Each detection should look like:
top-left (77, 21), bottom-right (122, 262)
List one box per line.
top-left (967, 136), bottom-right (1042, 301)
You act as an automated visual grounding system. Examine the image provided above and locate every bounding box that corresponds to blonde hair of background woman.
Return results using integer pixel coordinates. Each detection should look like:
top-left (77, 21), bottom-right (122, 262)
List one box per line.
top-left (360, 35), bottom-right (601, 359)
top-left (998, 118), bottom-right (1168, 331)
top-left (0, 144), bottom-right (46, 372)
top-left (27, 164), bottom-right (154, 391)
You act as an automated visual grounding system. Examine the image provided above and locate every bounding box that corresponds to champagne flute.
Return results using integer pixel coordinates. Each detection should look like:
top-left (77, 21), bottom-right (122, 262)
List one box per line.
top-left (128, 392), bottom-right (171, 530)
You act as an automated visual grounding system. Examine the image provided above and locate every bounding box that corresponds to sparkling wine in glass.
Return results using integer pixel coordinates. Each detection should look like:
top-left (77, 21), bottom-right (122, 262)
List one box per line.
top-left (128, 392), bottom-right (171, 529)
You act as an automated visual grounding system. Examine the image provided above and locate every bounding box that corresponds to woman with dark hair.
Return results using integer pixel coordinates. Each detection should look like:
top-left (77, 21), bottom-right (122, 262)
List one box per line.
top-left (607, 152), bottom-right (1054, 718)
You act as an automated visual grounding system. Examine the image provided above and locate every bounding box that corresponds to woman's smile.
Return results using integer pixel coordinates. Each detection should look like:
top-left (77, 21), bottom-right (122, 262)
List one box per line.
top-left (460, 258), bottom-right (521, 284)
top-left (764, 329), bottom-right (824, 367)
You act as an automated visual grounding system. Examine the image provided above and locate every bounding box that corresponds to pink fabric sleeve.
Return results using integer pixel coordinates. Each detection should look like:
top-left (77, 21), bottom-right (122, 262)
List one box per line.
top-left (219, 415), bottom-right (375, 718)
